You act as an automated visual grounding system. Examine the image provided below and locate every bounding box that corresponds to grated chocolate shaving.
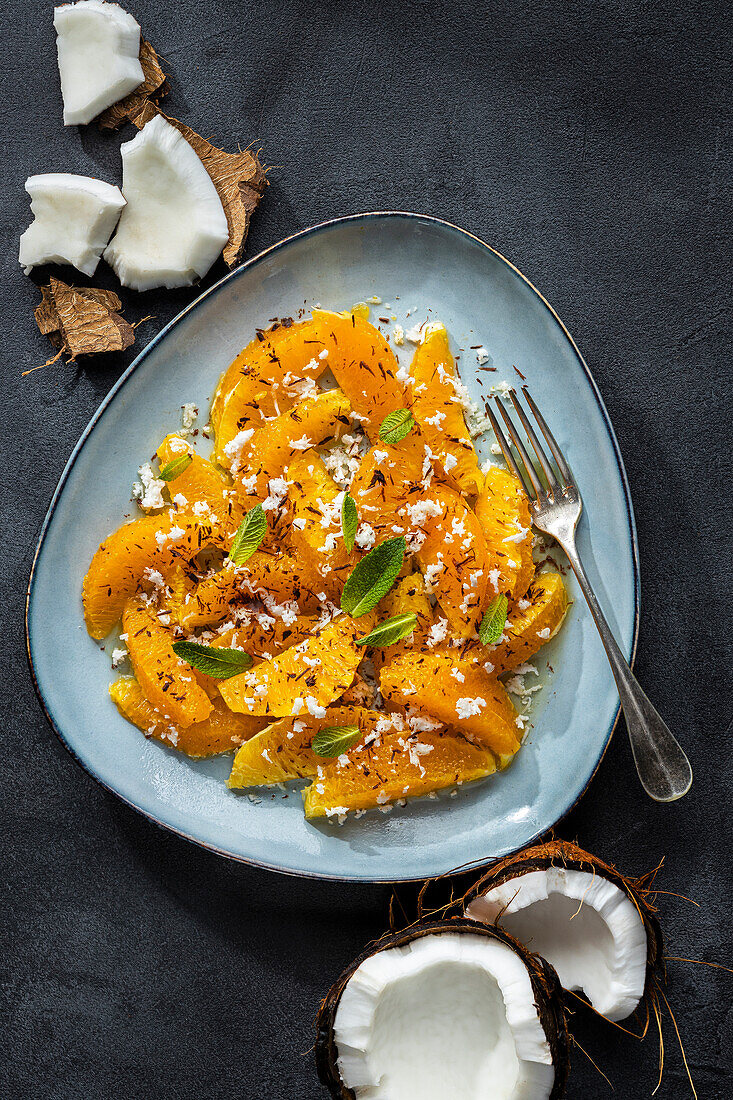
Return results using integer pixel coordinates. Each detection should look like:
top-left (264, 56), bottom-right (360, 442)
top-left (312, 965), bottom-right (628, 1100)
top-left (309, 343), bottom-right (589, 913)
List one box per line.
top-left (131, 103), bottom-right (268, 268)
top-left (97, 39), bottom-right (168, 131)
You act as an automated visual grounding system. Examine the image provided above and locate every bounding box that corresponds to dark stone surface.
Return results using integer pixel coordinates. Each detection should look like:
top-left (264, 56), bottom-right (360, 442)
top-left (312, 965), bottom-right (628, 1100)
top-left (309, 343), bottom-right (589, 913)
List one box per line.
top-left (2, 1), bottom-right (731, 1096)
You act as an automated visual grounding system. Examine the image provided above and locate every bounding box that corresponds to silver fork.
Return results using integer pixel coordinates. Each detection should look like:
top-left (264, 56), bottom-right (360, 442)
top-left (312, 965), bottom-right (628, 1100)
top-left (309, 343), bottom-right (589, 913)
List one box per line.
top-left (486, 385), bottom-right (692, 803)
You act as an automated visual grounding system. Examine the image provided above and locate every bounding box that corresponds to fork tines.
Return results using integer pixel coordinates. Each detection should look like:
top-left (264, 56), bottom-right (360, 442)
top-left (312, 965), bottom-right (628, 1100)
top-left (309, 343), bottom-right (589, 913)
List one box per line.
top-left (485, 386), bottom-right (575, 501)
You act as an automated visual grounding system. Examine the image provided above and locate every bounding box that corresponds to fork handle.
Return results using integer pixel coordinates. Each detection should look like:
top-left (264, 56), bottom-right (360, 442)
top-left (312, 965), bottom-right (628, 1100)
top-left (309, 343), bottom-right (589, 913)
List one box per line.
top-left (560, 543), bottom-right (693, 802)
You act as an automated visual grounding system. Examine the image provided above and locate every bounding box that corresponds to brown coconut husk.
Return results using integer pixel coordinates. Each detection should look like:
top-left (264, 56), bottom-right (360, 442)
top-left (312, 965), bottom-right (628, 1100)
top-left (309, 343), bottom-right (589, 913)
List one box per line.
top-left (97, 39), bottom-right (168, 131)
top-left (33, 278), bottom-right (135, 363)
top-left (130, 103), bottom-right (267, 268)
top-left (462, 840), bottom-right (666, 1026)
top-left (315, 917), bottom-right (570, 1100)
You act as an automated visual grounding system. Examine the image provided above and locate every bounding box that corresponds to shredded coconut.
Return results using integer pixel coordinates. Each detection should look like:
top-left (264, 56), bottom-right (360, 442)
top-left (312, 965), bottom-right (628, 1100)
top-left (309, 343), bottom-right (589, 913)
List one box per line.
top-left (455, 696), bottom-right (486, 719)
top-left (355, 523), bottom-right (376, 550)
top-left (289, 434), bottom-right (313, 451)
top-left (305, 696), bottom-right (327, 718)
top-left (181, 402), bottom-right (198, 435)
top-left (111, 647), bottom-right (127, 669)
top-left (133, 463), bottom-right (166, 510)
top-left (223, 428), bottom-right (255, 472)
top-left (426, 618), bottom-right (449, 647)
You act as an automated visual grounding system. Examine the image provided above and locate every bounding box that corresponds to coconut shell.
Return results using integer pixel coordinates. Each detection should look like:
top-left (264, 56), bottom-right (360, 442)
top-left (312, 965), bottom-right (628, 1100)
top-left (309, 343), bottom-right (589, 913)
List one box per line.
top-left (130, 104), bottom-right (267, 268)
top-left (462, 839), bottom-right (666, 1010)
top-left (315, 917), bottom-right (570, 1100)
top-left (34, 278), bottom-right (135, 359)
top-left (97, 39), bottom-right (168, 131)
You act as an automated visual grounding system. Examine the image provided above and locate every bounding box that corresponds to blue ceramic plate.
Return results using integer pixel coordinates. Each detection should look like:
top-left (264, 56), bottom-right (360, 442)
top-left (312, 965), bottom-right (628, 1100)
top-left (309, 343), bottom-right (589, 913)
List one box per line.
top-left (27, 213), bottom-right (638, 882)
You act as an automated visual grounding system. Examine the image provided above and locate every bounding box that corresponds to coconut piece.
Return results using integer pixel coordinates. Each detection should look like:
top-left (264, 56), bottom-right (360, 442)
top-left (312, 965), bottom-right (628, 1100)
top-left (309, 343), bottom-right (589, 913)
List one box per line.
top-left (103, 114), bottom-right (229, 291)
top-left (464, 840), bottom-right (665, 1023)
top-left (130, 103), bottom-right (267, 267)
top-left (317, 919), bottom-right (569, 1100)
top-left (19, 173), bottom-right (125, 277)
top-left (54, 1), bottom-right (144, 126)
top-left (97, 38), bottom-right (167, 131)
top-left (35, 277), bottom-right (134, 359)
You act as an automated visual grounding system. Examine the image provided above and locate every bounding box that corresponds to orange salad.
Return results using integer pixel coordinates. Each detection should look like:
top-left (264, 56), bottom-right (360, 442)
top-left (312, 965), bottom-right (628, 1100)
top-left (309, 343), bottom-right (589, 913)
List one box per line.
top-left (83, 306), bottom-right (569, 822)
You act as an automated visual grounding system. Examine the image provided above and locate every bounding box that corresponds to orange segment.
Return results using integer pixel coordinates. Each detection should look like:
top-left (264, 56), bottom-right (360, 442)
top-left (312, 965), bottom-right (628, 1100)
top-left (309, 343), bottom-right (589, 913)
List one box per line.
top-left (123, 599), bottom-right (212, 727)
top-left (219, 614), bottom-right (368, 718)
top-left (212, 613), bottom-right (321, 661)
top-left (83, 513), bottom-right (219, 639)
top-left (223, 388), bottom-right (352, 483)
top-left (287, 451), bottom-right (354, 600)
top-left (409, 324), bottom-right (483, 496)
top-left (370, 573), bottom-right (434, 674)
top-left (415, 487), bottom-right (489, 638)
top-left (475, 466), bottom-right (534, 600)
top-left (110, 677), bottom-right (264, 757)
top-left (214, 318), bottom-right (332, 462)
top-left (156, 434), bottom-right (243, 534)
top-left (227, 705), bottom-right (382, 787)
top-left (178, 550), bottom-right (322, 629)
top-left (349, 433), bottom-right (427, 539)
top-left (453, 571), bottom-right (569, 674)
top-left (312, 308), bottom-right (407, 436)
top-left (211, 323), bottom-right (296, 432)
top-left (303, 727), bottom-right (497, 819)
top-left (380, 652), bottom-right (520, 758)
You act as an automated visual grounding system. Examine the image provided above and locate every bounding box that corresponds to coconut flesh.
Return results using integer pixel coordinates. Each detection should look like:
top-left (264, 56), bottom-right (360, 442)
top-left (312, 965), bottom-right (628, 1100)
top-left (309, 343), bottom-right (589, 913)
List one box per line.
top-left (466, 865), bottom-right (649, 1022)
top-left (103, 114), bottom-right (229, 291)
top-left (326, 930), bottom-right (562, 1100)
top-left (19, 173), bottom-right (125, 276)
top-left (54, 0), bottom-right (145, 126)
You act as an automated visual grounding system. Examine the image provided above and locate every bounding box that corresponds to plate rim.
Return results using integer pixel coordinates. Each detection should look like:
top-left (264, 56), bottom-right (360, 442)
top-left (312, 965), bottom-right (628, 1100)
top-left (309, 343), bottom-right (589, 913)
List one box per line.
top-left (25, 210), bottom-right (640, 882)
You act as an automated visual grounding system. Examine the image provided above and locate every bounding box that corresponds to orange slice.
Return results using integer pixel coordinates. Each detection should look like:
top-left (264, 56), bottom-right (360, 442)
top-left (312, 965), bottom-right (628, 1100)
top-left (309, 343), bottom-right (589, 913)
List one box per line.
top-left (227, 705), bottom-right (382, 787)
top-left (415, 487), bottom-right (489, 638)
top-left (303, 727), bottom-right (497, 819)
top-left (83, 513), bottom-right (219, 639)
top-left (110, 677), bottom-right (264, 757)
top-left (219, 614), bottom-right (367, 718)
top-left (123, 599), bottom-right (212, 727)
top-left (408, 324), bottom-right (483, 496)
top-left (475, 466), bottom-right (534, 600)
top-left (380, 652), bottom-right (520, 758)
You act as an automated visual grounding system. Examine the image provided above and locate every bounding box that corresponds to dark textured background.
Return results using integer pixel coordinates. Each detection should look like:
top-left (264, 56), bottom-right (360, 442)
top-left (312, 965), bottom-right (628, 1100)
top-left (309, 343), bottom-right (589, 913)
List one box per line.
top-left (2, 1), bottom-right (731, 1096)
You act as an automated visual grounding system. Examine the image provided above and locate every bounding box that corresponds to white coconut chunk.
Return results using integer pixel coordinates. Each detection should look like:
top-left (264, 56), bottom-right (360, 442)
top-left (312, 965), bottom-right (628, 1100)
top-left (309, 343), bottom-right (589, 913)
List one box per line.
top-left (104, 114), bottom-right (229, 291)
top-left (19, 173), bottom-right (125, 276)
top-left (467, 867), bottom-right (648, 1021)
top-left (333, 933), bottom-right (554, 1099)
top-left (54, 1), bottom-right (144, 126)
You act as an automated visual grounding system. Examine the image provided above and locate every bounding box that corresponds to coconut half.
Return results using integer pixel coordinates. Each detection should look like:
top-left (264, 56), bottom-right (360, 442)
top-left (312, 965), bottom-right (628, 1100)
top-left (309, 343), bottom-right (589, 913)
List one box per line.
top-left (19, 173), bottom-right (125, 276)
top-left (316, 919), bottom-right (569, 1100)
top-left (465, 840), bottom-right (664, 1022)
top-left (103, 114), bottom-right (229, 291)
top-left (54, 1), bottom-right (145, 126)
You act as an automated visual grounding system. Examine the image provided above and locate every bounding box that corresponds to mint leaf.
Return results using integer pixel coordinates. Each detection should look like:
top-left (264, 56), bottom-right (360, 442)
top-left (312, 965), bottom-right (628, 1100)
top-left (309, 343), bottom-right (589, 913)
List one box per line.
top-left (379, 408), bottom-right (415, 444)
top-left (229, 503), bottom-right (267, 565)
top-left (356, 612), bottom-right (417, 647)
top-left (342, 492), bottom-right (358, 552)
top-left (479, 594), bottom-right (509, 645)
top-left (159, 453), bottom-right (192, 481)
top-left (341, 537), bottom-right (405, 618)
top-left (312, 725), bottom-right (362, 758)
top-left (172, 641), bottom-right (253, 679)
